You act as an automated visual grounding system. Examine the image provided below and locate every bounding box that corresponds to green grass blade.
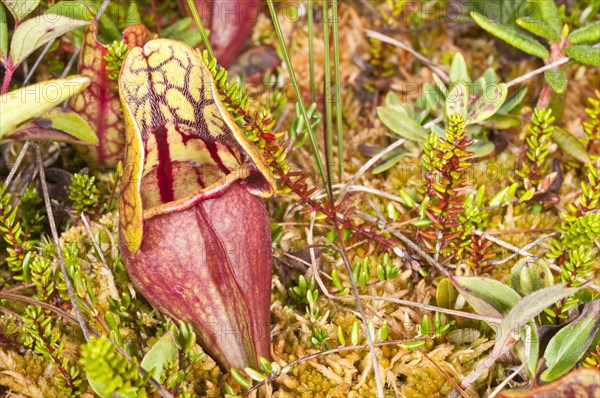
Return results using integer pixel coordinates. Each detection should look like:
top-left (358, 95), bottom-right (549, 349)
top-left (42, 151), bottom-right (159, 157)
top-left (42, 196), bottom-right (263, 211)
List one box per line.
top-left (186, 0), bottom-right (214, 59)
top-left (322, 0), bottom-right (334, 183)
top-left (308, 0), bottom-right (315, 103)
top-left (332, 0), bottom-right (343, 180)
top-left (266, 0), bottom-right (328, 191)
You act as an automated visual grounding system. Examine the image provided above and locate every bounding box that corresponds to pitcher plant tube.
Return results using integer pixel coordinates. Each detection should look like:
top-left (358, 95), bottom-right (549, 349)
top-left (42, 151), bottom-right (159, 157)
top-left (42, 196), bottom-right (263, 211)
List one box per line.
top-left (117, 39), bottom-right (275, 371)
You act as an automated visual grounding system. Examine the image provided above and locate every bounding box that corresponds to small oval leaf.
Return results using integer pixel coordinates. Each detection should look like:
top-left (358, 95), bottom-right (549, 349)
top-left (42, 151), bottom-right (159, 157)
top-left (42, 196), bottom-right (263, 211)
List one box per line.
top-left (454, 276), bottom-right (520, 319)
top-left (10, 13), bottom-right (90, 65)
top-left (552, 126), bottom-right (590, 163)
top-left (545, 69), bottom-right (568, 93)
top-left (436, 278), bottom-right (458, 309)
top-left (467, 83), bottom-right (508, 124)
top-left (377, 106), bottom-right (428, 142)
top-left (141, 332), bottom-right (179, 381)
top-left (446, 83), bottom-right (469, 118)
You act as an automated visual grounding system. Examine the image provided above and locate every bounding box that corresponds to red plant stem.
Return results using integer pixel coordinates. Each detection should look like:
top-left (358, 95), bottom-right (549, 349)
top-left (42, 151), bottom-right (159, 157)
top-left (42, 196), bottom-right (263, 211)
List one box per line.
top-left (537, 37), bottom-right (568, 109)
top-left (537, 84), bottom-right (553, 109)
top-left (1, 63), bottom-right (15, 94)
top-left (218, 80), bottom-right (397, 251)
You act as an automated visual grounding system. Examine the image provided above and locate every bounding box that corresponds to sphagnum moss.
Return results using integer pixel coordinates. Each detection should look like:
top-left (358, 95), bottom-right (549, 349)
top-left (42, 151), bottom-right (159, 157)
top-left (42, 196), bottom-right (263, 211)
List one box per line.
top-left (1, 1), bottom-right (599, 397)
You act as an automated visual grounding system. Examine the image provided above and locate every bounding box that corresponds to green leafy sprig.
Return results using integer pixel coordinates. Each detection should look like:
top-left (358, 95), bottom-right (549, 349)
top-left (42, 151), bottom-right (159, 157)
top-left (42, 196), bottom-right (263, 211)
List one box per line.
top-left (420, 113), bottom-right (474, 265)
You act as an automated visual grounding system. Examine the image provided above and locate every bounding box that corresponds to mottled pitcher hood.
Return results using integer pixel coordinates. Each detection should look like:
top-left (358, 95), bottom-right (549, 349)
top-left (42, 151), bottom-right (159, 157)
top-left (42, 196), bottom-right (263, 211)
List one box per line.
top-left (118, 39), bottom-right (274, 254)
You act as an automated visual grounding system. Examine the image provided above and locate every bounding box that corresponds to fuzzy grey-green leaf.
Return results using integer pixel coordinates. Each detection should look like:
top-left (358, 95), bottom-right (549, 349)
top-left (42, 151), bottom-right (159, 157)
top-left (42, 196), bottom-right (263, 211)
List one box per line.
top-left (467, 83), bottom-right (508, 124)
top-left (569, 21), bottom-right (600, 44)
top-left (423, 82), bottom-right (444, 115)
top-left (432, 73), bottom-right (447, 96)
top-left (469, 140), bottom-right (496, 158)
top-left (537, 0), bottom-right (562, 33)
top-left (471, 11), bottom-right (549, 58)
top-left (480, 114), bottom-right (521, 129)
top-left (565, 44), bottom-right (600, 67)
top-left (373, 150), bottom-right (409, 174)
top-left (517, 17), bottom-right (561, 41)
top-left (545, 68), bottom-right (568, 93)
top-left (497, 85), bottom-right (528, 114)
top-left (446, 83), bottom-right (469, 118)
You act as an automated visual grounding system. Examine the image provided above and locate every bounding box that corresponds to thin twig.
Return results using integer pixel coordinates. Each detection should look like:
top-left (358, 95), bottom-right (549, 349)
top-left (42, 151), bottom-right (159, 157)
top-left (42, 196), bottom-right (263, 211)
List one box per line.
top-left (62, 47), bottom-right (81, 78)
top-left (483, 228), bottom-right (555, 235)
top-left (474, 230), bottom-right (600, 292)
top-left (0, 291), bottom-right (88, 326)
top-left (4, 142), bottom-right (30, 187)
top-left (96, 0), bottom-right (111, 21)
top-left (329, 242), bottom-right (385, 397)
top-left (447, 342), bottom-right (515, 398)
top-left (2, 282), bottom-right (35, 294)
top-left (81, 213), bottom-right (109, 266)
top-left (0, 305), bottom-right (23, 321)
top-left (281, 245), bottom-right (502, 324)
top-left (5, 25), bottom-right (71, 187)
top-left (490, 232), bottom-right (558, 266)
top-left (61, 46), bottom-right (82, 109)
top-left (356, 211), bottom-right (453, 278)
top-left (488, 364), bottom-right (525, 398)
top-left (34, 143), bottom-right (90, 342)
top-left (505, 57), bottom-right (569, 88)
top-left (420, 348), bottom-right (469, 398)
top-left (424, 114), bottom-right (444, 129)
top-left (356, 295), bottom-right (502, 324)
top-left (313, 183), bottom-right (406, 205)
top-left (496, 42), bottom-right (597, 89)
top-left (22, 40), bottom-right (56, 86)
top-left (364, 29), bottom-right (449, 82)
